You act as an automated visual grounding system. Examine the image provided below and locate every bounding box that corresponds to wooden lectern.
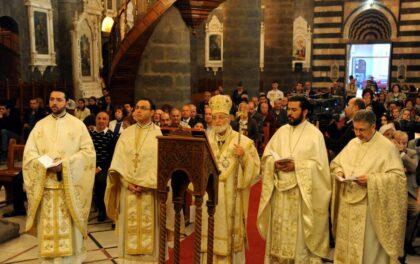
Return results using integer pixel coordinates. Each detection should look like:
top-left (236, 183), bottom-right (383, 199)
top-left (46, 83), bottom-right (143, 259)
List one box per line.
top-left (157, 130), bottom-right (219, 264)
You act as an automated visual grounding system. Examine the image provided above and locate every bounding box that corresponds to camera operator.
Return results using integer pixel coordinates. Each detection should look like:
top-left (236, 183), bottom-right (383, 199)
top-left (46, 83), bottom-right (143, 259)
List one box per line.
top-left (324, 98), bottom-right (366, 156)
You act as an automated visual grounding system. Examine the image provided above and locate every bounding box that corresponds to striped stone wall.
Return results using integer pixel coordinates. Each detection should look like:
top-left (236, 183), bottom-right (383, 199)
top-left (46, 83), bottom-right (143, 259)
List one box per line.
top-left (392, 0), bottom-right (420, 88)
top-left (312, 0), bottom-right (420, 90)
top-left (312, 0), bottom-right (345, 89)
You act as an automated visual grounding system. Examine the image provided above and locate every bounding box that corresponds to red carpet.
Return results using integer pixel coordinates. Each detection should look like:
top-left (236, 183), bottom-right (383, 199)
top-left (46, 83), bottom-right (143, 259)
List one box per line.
top-left (167, 181), bottom-right (265, 263)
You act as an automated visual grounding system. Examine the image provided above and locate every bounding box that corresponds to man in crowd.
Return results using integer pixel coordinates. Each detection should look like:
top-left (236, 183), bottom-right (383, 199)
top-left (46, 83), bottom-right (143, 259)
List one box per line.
top-left (331, 110), bottom-right (406, 263)
top-left (105, 98), bottom-right (162, 262)
top-left (23, 97), bottom-right (46, 141)
top-left (392, 130), bottom-right (419, 256)
top-left (123, 103), bottom-right (134, 117)
top-left (266, 81), bottom-right (284, 108)
top-left (181, 104), bottom-right (196, 127)
top-left (232, 81), bottom-right (247, 106)
top-left (189, 103), bottom-right (203, 124)
top-left (91, 111), bottom-right (115, 222)
top-left (98, 88), bottom-right (109, 109)
top-left (324, 98), bottom-right (365, 156)
top-left (160, 112), bottom-right (172, 127)
top-left (23, 88), bottom-right (96, 262)
top-left (203, 106), bottom-right (212, 131)
top-left (202, 94), bottom-right (260, 263)
top-left (170, 107), bottom-right (182, 128)
top-left (258, 96), bottom-right (331, 263)
top-left (271, 98), bottom-right (287, 129)
top-left (346, 75), bottom-right (357, 100)
top-left (198, 91), bottom-right (212, 116)
top-left (0, 100), bottom-right (22, 162)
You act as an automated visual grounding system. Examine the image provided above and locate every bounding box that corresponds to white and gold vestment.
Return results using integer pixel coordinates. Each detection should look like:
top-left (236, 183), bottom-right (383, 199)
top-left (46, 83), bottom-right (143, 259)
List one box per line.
top-left (258, 120), bottom-right (331, 263)
top-left (331, 132), bottom-right (407, 264)
top-left (105, 123), bottom-right (162, 263)
top-left (23, 114), bottom-right (96, 263)
top-left (201, 126), bottom-right (260, 264)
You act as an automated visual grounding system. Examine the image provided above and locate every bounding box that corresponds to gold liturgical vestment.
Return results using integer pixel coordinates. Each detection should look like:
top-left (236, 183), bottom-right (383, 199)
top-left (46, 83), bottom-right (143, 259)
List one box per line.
top-left (201, 127), bottom-right (260, 264)
top-left (105, 123), bottom-right (162, 264)
top-left (257, 120), bottom-right (331, 263)
top-left (331, 132), bottom-right (407, 264)
top-left (23, 114), bottom-right (96, 263)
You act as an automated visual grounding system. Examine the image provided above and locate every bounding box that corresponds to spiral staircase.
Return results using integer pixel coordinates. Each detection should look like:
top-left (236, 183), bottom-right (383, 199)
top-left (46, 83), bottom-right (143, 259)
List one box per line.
top-left (108, 0), bottom-right (225, 105)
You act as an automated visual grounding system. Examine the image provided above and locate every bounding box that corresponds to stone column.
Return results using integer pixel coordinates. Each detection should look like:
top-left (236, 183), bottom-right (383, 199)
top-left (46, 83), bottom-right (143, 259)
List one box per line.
top-left (223, 0), bottom-right (261, 97)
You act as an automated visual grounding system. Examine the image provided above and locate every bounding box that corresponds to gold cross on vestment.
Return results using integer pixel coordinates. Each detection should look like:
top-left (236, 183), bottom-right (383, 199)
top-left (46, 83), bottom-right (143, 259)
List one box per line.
top-left (132, 153), bottom-right (140, 172)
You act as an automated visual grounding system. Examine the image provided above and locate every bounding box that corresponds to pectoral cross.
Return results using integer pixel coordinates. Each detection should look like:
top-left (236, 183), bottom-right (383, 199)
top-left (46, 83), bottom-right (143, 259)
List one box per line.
top-left (132, 153), bottom-right (140, 172)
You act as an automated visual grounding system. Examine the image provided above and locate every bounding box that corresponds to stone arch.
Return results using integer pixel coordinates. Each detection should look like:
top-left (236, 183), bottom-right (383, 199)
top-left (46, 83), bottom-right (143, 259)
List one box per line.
top-left (0, 16), bottom-right (20, 81)
top-left (343, 4), bottom-right (397, 41)
top-left (349, 10), bottom-right (391, 40)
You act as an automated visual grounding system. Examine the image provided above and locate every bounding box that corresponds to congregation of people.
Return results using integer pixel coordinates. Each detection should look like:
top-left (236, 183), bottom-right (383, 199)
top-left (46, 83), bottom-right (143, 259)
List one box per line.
top-left (0, 77), bottom-right (419, 263)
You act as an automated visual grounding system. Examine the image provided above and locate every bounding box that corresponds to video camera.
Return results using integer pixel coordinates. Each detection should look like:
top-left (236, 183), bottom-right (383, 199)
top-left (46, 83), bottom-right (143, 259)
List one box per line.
top-left (308, 95), bottom-right (344, 131)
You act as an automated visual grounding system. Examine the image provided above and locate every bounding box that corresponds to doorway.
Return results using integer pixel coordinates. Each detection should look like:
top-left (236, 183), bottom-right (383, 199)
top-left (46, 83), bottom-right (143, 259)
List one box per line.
top-left (346, 43), bottom-right (391, 97)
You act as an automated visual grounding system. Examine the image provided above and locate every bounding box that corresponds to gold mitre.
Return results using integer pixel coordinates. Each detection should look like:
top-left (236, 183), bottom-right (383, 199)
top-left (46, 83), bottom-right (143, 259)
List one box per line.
top-left (209, 95), bottom-right (232, 115)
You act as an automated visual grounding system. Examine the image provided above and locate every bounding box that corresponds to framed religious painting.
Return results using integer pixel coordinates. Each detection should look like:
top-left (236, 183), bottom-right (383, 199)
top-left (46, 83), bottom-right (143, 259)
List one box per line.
top-left (209, 34), bottom-right (222, 61)
top-left (397, 63), bottom-right (406, 82)
top-left (205, 15), bottom-right (223, 75)
top-left (292, 16), bottom-right (311, 72)
top-left (26, 0), bottom-right (56, 75)
top-left (80, 34), bottom-right (92, 77)
top-left (330, 62), bottom-right (339, 82)
top-left (71, 0), bottom-right (103, 99)
top-left (34, 11), bottom-right (49, 54)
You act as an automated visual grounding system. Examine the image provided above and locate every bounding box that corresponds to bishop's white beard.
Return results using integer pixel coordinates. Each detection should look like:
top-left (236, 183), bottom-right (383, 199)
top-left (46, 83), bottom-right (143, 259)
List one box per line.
top-left (214, 123), bottom-right (230, 134)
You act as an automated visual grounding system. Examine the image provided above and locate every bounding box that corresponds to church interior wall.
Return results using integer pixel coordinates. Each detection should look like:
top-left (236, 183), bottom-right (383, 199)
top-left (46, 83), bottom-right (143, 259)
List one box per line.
top-left (134, 6), bottom-right (191, 108)
top-left (0, 0), bottom-right (32, 81)
top-left (221, 0), bottom-right (261, 97)
top-left (262, 0), bottom-right (314, 94)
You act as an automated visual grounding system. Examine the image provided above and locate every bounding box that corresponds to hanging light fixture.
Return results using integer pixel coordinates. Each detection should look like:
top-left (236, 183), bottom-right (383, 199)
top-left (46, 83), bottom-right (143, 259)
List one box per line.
top-left (367, 0), bottom-right (374, 7)
top-left (101, 16), bottom-right (114, 33)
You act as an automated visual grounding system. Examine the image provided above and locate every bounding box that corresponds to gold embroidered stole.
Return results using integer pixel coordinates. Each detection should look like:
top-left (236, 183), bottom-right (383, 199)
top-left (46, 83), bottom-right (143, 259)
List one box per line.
top-left (203, 130), bottom-right (246, 255)
top-left (124, 190), bottom-right (155, 254)
top-left (39, 173), bottom-right (73, 257)
top-left (333, 191), bottom-right (367, 264)
top-left (270, 186), bottom-right (299, 260)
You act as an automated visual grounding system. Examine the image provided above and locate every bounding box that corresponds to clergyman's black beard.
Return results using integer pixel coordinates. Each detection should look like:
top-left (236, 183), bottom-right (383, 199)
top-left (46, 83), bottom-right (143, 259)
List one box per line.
top-left (288, 113), bottom-right (304, 126)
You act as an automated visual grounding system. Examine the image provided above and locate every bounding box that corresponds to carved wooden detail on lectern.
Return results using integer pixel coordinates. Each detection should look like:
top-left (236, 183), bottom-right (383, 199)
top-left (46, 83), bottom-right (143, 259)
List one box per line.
top-left (157, 132), bottom-right (219, 264)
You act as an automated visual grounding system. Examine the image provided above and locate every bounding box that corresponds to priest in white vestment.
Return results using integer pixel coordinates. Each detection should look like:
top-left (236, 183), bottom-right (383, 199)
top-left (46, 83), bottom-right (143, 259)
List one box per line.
top-left (105, 98), bottom-right (163, 264)
top-left (23, 89), bottom-right (96, 263)
top-left (257, 95), bottom-right (331, 263)
top-left (331, 110), bottom-right (407, 264)
top-left (201, 94), bottom-right (260, 263)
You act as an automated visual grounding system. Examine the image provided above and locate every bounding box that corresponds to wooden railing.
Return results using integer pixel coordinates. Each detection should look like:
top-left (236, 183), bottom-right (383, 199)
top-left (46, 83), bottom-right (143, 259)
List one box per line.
top-left (0, 79), bottom-right (72, 115)
top-left (109, 0), bottom-right (156, 62)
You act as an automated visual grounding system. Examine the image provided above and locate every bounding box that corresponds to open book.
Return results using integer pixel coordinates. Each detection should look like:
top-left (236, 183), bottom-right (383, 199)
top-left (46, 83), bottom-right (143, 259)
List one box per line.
top-left (333, 173), bottom-right (357, 182)
top-left (269, 150), bottom-right (294, 163)
top-left (38, 155), bottom-right (62, 169)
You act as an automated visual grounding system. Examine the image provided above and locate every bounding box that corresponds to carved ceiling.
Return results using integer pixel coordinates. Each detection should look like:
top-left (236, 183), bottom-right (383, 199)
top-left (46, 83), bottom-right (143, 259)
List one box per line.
top-left (175, 0), bottom-right (226, 28)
